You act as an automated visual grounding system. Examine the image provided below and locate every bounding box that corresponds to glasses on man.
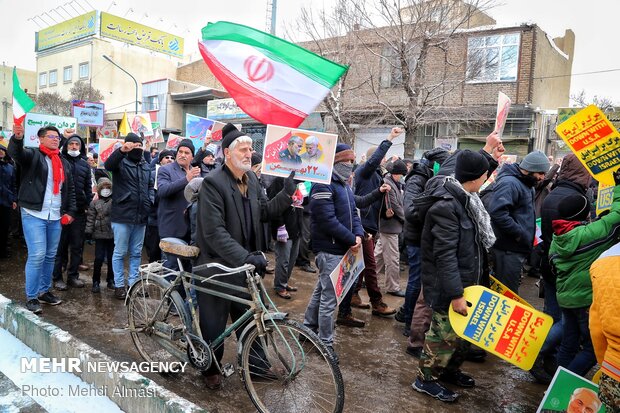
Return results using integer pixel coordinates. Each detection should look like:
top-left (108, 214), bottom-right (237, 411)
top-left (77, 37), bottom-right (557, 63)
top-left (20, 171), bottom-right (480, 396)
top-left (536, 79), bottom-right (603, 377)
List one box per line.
top-left (44, 134), bottom-right (61, 140)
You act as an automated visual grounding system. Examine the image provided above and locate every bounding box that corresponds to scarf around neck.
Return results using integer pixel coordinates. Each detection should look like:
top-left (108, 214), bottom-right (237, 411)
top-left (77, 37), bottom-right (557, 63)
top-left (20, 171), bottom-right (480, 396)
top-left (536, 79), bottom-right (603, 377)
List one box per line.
top-left (39, 144), bottom-right (64, 194)
top-left (445, 176), bottom-right (496, 250)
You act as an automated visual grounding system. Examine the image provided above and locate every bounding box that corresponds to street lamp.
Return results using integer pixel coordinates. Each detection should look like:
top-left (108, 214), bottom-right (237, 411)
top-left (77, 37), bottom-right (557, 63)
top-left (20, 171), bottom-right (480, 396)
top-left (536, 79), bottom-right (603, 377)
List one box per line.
top-left (102, 54), bottom-right (138, 114)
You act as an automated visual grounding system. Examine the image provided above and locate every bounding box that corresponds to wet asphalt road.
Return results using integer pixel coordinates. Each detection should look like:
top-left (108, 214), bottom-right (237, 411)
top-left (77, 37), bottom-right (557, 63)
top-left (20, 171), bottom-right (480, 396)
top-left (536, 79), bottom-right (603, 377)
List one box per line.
top-left (0, 236), bottom-right (548, 413)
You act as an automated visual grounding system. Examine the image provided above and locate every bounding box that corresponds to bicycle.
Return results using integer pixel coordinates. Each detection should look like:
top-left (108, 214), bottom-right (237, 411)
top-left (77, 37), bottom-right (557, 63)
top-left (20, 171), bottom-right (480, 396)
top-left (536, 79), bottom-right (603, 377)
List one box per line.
top-left (126, 239), bottom-right (345, 413)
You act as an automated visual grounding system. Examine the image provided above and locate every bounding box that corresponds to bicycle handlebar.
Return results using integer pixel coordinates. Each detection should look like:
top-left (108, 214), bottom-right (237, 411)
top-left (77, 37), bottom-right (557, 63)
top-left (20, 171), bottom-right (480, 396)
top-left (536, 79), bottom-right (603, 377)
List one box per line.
top-left (195, 262), bottom-right (255, 274)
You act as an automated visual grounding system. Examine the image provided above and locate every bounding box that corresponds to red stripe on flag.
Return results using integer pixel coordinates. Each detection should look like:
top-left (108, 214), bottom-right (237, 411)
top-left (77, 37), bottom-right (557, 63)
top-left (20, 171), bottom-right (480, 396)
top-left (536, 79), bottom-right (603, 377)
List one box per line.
top-left (198, 42), bottom-right (306, 128)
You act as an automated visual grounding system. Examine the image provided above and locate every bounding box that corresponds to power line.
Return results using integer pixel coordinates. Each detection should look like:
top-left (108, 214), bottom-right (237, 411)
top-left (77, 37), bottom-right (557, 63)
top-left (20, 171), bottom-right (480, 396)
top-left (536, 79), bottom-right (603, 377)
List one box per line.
top-left (533, 68), bottom-right (620, 80)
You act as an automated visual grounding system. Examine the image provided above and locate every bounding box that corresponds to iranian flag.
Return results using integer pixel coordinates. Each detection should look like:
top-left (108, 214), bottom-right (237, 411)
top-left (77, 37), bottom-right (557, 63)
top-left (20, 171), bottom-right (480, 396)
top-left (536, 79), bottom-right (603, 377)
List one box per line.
top-left (199, 21), bottom-right (347, 128)
top-left (12, 68), bottom-right (35, 126)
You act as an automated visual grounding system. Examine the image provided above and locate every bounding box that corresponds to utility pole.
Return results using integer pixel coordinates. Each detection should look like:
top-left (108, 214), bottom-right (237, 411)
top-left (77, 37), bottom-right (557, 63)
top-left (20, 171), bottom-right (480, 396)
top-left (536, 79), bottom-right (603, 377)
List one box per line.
top-left (265, 0), bottom-right (277, 35)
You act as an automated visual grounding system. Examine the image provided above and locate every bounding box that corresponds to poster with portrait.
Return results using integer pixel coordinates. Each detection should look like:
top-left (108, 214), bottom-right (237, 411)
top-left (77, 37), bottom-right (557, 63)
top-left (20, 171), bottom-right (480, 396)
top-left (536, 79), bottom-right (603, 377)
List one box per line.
top-left (536, 367), bottom-right (605, 413)
top-left (166, 133), bottom-right (183, 150)
top-left (329, 246), bottom-right (365, 305)
top-left (0, 130), bottom-right (10, 148)
top-left (23, 113), bottom-right (78, 148)
top-left (97, 138), bottom-right (124, 169)
top-left (130, 113), bottom-right (154, 137)
top-left (150, 122), bottom-right (164, 144)
top-left (261, 125), bottom-right (337, 184)
top-left (186, 114), bottom-right (215, 141)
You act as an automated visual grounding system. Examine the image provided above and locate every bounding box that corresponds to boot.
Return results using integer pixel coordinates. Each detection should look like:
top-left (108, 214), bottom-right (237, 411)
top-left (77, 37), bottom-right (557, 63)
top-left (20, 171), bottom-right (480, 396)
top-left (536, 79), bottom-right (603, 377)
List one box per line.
top-left (530, 355), bottom-right (553, 384)
top-left (351, 292), bottom-right (370, 309)
top-left (371, 301), bottom-right (397, 317)
top-left (91, 281), bottom-right (100, 293)
top-left (336, 314), bottom-right (365, 328)
top-left (114, 287), bottom-right (127, 300)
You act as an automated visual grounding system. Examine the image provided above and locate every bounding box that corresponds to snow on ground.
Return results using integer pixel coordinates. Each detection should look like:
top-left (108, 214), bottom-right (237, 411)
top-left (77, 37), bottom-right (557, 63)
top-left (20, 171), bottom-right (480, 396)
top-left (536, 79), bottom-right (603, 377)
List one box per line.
top-left (0, 328), bottom-right (124, 413)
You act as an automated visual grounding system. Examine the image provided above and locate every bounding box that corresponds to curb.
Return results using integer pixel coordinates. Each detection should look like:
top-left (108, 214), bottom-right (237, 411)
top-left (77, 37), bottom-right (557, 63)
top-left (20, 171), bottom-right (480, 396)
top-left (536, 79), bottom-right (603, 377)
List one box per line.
top-left (0, 294), bottom-right (207, 413)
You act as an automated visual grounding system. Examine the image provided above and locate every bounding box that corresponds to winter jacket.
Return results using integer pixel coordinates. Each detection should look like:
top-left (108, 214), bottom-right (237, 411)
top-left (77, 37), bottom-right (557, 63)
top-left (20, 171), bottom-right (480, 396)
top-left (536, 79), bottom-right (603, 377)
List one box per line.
top-left (354, 139), bottom-right (392, 234)
top-left (310, 174), bottom-right (364, 256)
top-left (590, 242), bottom-right (620, 383)
top-left (420, 177), bottom-right (489, 312)
top-left (403, 160), bottom-right (434, 246)
top-left (267, 177), bottom-right (303, 241)
top-left (61, 135), bottom-right (93, 213)
top-left (85, 197), bottom-right (113, 240)
top-left (484, 163), bottom-right (536, 254)
top-left (549, 185), bottom-right (620, 309)
top-left (104, 147), bottom-right (154, 225)
top-left (378, 174), bottom-right (404, 234)
top-left (0, 159), bottom-right (17, 208)
top-left (157, 162), bottom-right (190, 239)
top-left (192, 148), bottom-right (219, 177)
top-left (7, 136), bottom-right (77, 217)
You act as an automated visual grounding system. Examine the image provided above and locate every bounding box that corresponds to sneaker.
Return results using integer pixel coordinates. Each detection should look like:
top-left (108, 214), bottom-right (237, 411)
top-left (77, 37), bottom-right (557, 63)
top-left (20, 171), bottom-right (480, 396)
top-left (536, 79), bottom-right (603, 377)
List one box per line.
top-left (387, 290), bottom-right (406, 297)
top-left (371, 301), bottom-right (397, 317)
top-left (394, 307), bottom-right (406, 323)
top-left (351, 292), bottom-right (371, 309)
top-left (114, 287), bottom-right (127, 300)
top-left (26, 299), bottom-right (42, 314)
top-left (92, 282), bottom-right (101, 294)
top-left (38, 292), bottom-right (62, 306)
top-left (439, 370), bottom-right (475, 388)
top-left (67, 278), bottom-right (85, 288)
top-left (336, 314), bottom-right (365, 328)
top-left (54, 279), bottom-right (68, 291)
top-left (406, 346), bottom-right (422, 358)
top-left (412, 378), bottom-right (459, 402)
top-left (300, 264), bottom-right (317, 273)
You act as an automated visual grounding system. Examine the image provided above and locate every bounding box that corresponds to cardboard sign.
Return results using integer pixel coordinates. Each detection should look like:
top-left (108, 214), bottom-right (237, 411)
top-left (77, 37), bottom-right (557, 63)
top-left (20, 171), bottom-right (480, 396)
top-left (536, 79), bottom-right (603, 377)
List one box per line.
top-left (596, 183), bottom-right (614, 216)
top-left (262, 125), bottom-right (337, 184)
top-left (96, 121), bottom-right (119, 140)
top-left (130, 113), bottom-right (154, 137)
top-left (329, 247), bottom-right (365, 305)
top-left (24, 113), bottom-right (77, 148)
top-left (489, 276), bottom-right (534, 308)
top-left (537, 367), bottom-right (606, 413)
top-left (97, 138), bottom-right (124, 169)
top-left (166, 133), bottom-right (183, 150)
top-left (449, 286), bottom-right (553, 370)
top-left (494, 92), bottom-right (512, 138)
top-left (72, 100), bottom-right (105, 127)
top-left (556, 105), bottom-right (620, 186)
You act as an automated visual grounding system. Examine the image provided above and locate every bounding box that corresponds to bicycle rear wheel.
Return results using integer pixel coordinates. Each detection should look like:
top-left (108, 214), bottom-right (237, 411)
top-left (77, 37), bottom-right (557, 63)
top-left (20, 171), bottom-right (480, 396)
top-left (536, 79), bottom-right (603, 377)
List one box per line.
top-left (127, 277), bottom-right (190, 364)
top-left (240, 319), bottom-right (344, 413)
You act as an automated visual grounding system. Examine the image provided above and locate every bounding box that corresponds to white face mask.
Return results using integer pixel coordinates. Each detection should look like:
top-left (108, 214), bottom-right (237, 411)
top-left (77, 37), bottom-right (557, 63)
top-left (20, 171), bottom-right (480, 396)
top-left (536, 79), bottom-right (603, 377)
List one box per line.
top-left (100, 188), bottom-right (112, 197)
top-left (68, 150), bottom-right (80, 158)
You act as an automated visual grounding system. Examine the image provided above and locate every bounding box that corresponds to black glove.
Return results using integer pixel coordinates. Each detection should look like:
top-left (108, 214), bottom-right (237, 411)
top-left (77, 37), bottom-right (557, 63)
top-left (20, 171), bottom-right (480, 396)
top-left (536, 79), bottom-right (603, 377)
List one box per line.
top-left (614, 168), bottom-right (620, 186)
top-left (245, 251), bottom-right (268, 276)
top-left (283, 171), bottom-right (297, 196)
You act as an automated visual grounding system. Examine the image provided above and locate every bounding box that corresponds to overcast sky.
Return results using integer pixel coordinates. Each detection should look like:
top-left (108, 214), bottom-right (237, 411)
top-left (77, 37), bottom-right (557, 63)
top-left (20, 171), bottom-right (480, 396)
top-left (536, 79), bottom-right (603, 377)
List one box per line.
top-left (2, 0), bottom-right (619, 105)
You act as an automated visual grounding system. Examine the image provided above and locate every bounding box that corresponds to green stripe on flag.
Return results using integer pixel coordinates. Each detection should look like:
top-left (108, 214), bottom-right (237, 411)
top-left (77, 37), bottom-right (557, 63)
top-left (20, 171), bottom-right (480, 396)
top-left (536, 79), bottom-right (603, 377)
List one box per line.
top-left (202, 21), bottom-right (347, 89)
top-left (13, 68), bottom-right (36, 113)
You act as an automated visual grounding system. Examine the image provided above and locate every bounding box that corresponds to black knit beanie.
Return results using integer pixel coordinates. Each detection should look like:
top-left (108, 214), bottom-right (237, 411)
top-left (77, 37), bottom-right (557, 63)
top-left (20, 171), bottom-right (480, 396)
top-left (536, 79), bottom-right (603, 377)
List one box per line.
top-left (455, 150), bottom-right (489, 183)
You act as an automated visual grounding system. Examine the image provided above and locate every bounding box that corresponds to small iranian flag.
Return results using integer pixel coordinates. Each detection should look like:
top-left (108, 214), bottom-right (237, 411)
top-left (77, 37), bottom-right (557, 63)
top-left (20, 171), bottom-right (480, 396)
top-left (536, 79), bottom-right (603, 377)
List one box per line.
top-left (199, 21), bottom-right (347, 128)
top-left (12, 67), bottom-right (35, 126)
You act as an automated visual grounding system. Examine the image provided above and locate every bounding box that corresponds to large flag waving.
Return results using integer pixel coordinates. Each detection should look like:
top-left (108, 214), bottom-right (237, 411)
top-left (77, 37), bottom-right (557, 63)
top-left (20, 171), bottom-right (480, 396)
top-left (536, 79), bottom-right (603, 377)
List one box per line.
top-left (199, 21), bottom-right (347, 128)
top-left (12, 68), bottom-right (36, 126)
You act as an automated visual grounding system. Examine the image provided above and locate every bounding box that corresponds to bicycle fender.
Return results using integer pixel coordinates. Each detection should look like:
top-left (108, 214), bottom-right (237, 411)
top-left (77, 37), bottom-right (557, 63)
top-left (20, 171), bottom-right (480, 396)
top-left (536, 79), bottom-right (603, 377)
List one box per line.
top-left (236, 312), bottom-right (288, 357)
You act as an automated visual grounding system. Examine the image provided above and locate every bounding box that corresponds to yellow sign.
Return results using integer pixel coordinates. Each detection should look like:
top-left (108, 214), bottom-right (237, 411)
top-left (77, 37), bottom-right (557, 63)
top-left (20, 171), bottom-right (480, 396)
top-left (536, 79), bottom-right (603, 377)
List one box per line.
top-left (489, 275), bottom-right (533, 308)
top-left (449, 286), bottom-right (553, 371)
top-left (100, 12), bottom-right (184, 57)
top-left (596, 183), bottom-right (615, 216)
top-left (35, 11), bottom-right (97, 52)
top-left (556, 105), bottom-right (620, 186)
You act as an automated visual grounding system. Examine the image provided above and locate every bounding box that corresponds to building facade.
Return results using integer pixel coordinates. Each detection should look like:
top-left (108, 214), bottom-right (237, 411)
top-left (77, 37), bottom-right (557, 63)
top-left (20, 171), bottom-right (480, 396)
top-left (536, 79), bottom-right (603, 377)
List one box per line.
top-left (0, 64), bottom-right (36, 133)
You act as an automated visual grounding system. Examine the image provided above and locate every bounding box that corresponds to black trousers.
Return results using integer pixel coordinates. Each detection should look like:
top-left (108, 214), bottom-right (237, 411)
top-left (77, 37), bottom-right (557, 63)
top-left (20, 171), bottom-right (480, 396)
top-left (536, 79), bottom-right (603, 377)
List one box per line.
top-left (53, 213), bottom-right (86, 281)
top-left (295, 213), bottom-right (312, 266)
top-left (93, 239), bottom-right (114, 284)
top-left (0, 205), bottom-right (10, 257)
top-left (144, 225), bottom-right (161, 263)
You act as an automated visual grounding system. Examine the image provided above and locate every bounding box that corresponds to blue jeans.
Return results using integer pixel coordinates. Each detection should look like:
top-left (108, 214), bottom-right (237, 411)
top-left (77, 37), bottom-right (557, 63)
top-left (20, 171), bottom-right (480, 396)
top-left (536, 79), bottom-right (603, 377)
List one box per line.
top-left (403, 244), bottom-right (422, 326)
top-left (21, 209), bottom-right (62, 300)
top-left (303, 252), bottom-right (341, 346)
top-left (557, 307), bottom-right (597, 376)
top-left (111, 223), bottom-right (146, 288)
top-left (540, 278), bottom-right (563, 357)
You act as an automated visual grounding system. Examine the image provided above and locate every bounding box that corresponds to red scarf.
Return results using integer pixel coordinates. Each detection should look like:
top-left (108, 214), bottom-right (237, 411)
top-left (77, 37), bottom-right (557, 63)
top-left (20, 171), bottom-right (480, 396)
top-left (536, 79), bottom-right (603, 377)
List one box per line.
top-left (39, 144), bottom-right (64, 194)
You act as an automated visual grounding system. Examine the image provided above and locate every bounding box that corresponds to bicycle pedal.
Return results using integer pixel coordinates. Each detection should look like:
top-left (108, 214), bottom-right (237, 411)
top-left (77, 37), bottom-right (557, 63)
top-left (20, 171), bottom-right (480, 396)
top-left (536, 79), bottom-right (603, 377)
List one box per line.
top-left (222, 363), bottom-right (235, 378)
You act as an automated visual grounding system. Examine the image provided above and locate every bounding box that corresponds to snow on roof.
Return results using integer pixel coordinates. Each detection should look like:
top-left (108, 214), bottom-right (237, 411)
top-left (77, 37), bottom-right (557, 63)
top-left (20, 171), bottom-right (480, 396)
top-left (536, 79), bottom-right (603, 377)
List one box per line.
top-left (545, 33), bottom-right (569, 60)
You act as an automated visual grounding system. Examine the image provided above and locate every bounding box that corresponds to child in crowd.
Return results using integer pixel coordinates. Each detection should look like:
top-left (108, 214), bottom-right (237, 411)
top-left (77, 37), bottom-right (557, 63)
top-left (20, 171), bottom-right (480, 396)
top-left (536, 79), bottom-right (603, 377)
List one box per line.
top-left (85, 178), bottom-right (115, 293)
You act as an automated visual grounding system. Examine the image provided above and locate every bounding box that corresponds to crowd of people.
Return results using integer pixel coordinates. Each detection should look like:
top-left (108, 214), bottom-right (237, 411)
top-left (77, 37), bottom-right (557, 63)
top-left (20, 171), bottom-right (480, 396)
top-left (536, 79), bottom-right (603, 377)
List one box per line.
top-left (2, 121), bottom-right (619, 411)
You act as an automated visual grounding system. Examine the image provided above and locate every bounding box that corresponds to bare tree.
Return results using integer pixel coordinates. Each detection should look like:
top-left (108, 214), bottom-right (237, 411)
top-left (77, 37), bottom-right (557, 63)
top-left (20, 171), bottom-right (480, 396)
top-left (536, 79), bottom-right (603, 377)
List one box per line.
top-left (35, 91), bottom-right (71, 116)
top-left (338, 0), bottom-right (497, 157)
top-left (570, 89), bottom-right (615, 112)
top-left (286, 0), bottom-right (375, 145)
top-left (70, 80), bottom-right (104, 102)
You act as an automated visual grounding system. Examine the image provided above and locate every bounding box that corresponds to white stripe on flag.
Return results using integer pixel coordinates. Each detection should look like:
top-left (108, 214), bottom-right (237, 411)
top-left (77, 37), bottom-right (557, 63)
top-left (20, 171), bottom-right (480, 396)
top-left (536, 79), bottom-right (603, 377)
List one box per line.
top-left (13, 99), bottom-right (27, 120)
top-left (203, 39), bottom-right (331, 116)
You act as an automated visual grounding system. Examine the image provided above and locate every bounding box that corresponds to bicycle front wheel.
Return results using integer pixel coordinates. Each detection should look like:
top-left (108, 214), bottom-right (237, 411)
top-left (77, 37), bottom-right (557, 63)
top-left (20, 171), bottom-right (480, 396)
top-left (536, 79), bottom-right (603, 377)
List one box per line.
top-left (240, 319), bottom-right (344, 413)
top-left (127, 277), bottom-right (190, 364)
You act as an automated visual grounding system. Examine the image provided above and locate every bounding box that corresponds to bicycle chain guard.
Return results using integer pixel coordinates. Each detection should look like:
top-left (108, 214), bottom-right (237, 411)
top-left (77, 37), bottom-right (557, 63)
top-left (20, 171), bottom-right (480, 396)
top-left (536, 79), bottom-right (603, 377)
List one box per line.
top-left (186, 334), bottom-right (212, 371)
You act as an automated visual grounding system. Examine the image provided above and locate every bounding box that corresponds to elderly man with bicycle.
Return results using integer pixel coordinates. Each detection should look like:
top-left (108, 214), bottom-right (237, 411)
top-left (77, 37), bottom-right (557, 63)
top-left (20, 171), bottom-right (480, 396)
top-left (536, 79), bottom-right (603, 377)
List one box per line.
top-left (195, 123), bottom-right (296, 390)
